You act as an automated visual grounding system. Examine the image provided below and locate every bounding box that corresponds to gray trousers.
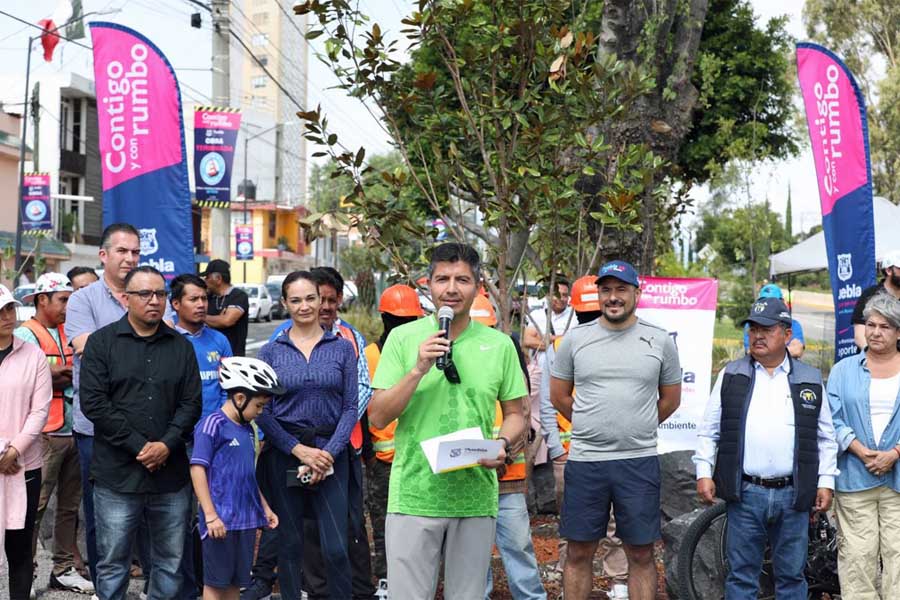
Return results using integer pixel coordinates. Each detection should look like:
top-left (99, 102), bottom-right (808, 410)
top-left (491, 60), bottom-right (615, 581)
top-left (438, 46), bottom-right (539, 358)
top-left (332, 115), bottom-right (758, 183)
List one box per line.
top-left (385, 513), bottom-right (496, 600)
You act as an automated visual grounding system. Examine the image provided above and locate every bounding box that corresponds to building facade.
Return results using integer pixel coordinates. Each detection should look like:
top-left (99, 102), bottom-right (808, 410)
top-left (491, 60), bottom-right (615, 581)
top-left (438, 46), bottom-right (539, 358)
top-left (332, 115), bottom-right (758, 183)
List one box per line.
top-left (237, 0), bottom-right (308, 206)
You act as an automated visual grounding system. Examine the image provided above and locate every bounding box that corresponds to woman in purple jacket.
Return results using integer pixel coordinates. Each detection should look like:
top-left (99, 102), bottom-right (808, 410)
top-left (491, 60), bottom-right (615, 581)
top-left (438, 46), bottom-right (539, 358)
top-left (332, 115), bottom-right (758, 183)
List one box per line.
top-left (255, 271), bottom-right (358, 600)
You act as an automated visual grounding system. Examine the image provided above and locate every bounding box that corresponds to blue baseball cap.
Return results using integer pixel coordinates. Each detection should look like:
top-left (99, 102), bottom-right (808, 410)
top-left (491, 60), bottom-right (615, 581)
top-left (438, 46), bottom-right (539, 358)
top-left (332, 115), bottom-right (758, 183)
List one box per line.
top-left (741, 297), bottom-right (792, 327)
top-left (758, 284), bottom-right (783, 299)
top-left (596, 260), bottom-right (640, 287)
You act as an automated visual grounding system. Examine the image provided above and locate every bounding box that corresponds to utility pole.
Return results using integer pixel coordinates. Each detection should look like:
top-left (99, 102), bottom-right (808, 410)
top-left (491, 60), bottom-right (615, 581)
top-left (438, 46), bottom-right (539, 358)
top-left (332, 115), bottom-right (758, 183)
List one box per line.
top-left (209, 0), bottom-right (231, 262)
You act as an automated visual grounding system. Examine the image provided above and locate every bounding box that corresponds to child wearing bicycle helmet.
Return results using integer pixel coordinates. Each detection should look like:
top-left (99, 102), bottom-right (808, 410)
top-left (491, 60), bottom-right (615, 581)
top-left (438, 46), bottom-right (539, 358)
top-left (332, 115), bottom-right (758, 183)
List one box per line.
top-left (190, 356), bottom-right (284, 600)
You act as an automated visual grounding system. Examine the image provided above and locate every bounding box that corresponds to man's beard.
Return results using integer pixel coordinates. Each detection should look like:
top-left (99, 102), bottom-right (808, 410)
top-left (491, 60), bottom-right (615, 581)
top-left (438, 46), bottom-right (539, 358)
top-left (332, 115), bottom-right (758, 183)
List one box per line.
top-left (604, 303), bottom-right (635, 323)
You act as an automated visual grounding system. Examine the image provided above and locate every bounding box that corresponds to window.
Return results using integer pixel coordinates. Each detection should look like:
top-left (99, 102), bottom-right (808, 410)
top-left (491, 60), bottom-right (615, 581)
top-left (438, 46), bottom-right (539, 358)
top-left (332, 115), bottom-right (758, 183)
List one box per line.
top-left (268, 215), bottom-right (276, 239)
top-left (251, 76), bottom-right (267, 89)
top-left (252, 12), bottom-right (269, 26)
top-left (59, 98), bottom-right (70, 151)
top-left (58, 176), bottom-right (85, 241)
top-left (251, 33), bottom-right (268, 47)
top-left (255, 54), bottom-right (268, 67)
top-left (72, 100), bottom-right (82, 153)
top-left (59, 97), bottom-right (86, 154)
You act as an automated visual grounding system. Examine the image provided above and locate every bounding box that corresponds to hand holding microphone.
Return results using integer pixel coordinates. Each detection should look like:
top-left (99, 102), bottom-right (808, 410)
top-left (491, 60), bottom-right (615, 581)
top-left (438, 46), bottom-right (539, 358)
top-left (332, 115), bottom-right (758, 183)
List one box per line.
top-left (436, 305), bottom-right (454, 371)
top-left (413, 305), bottom-right (454, 376)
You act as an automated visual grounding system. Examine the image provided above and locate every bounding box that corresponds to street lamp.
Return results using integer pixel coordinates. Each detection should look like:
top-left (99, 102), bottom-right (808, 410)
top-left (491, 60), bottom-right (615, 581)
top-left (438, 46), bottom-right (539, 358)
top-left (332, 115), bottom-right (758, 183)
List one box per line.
top-left (239, 121), bottom-right (296, 282)
top-left (13, 8), bottom-right (120, 285)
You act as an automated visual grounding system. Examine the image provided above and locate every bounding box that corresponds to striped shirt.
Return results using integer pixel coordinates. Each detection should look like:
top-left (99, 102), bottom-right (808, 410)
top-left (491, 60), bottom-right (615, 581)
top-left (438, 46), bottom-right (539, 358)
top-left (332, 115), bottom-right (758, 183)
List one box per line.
top-left (256, 330), bottom-right (358, 458)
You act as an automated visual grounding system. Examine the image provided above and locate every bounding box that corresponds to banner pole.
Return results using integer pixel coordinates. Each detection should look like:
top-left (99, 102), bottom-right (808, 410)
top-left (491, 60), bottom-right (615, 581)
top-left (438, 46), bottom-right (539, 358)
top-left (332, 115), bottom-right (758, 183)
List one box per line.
top-left (243, 134), bottom-right (248, 282)
top-left (14, 36), bottom-right (33, 286)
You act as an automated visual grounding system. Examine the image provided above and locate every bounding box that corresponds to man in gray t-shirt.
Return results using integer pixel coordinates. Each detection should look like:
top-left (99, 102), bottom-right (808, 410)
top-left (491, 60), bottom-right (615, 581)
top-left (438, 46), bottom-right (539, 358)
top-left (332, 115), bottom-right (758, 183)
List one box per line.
top-left (550, 260), bottom-right (682, 600)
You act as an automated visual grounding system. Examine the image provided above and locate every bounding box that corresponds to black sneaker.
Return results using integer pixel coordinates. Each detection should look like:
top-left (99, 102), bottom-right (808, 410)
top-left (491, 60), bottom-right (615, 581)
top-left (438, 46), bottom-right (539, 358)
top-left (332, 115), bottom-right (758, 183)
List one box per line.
top-left (240, 578), bottom-right (273, 600)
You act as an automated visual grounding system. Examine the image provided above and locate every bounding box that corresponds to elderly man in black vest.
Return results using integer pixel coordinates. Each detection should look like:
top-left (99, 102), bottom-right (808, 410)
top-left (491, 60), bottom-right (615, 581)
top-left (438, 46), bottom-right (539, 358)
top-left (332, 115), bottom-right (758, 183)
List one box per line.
top-left (693, 297), bottom-right (838, 599)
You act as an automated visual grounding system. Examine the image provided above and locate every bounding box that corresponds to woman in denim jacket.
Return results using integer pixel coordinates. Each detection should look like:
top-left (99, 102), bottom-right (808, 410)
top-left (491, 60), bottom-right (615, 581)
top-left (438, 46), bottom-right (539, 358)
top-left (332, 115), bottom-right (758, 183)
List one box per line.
top-left (828, 292), bottom-right (900, 598)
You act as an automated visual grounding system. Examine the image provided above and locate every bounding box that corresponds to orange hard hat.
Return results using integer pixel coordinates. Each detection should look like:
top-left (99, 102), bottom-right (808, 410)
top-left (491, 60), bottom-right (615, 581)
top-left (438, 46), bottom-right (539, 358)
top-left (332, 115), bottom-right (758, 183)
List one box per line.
top-left (571, 275), bottom-right (601, 313)
top-left (470, 294), bottom-right (497, 326)
top-left (378, 284), bottom-right (424, 317)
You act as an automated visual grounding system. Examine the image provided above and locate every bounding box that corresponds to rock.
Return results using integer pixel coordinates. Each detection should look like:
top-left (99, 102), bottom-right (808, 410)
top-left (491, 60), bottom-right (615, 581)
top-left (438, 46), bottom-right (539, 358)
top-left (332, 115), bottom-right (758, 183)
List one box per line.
top-left (659, 450), bottom-right (704, 523)
top-left (527, 462), bottom-right (557, 515)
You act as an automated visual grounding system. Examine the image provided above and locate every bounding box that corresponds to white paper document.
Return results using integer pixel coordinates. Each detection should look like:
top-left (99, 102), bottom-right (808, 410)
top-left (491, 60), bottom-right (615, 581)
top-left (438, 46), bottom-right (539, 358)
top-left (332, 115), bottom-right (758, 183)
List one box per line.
top-left (420, 427), bottom-right (504, 474)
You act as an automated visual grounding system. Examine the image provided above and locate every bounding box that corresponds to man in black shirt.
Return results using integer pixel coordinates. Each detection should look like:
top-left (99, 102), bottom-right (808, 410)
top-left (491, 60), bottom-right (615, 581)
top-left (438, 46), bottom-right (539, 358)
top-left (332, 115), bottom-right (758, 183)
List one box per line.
top-left (853, 250), bottom-right (900, 349)
top-left (201, 259), bottom-right (249, 356)
top-left (80, 266), bottom-right (201, 600)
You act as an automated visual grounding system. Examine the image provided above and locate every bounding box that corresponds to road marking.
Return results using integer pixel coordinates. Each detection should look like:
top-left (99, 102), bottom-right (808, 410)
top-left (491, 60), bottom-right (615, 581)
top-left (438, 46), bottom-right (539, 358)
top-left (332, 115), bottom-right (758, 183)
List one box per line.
top-left (247, 340), bottom-right (266, 351)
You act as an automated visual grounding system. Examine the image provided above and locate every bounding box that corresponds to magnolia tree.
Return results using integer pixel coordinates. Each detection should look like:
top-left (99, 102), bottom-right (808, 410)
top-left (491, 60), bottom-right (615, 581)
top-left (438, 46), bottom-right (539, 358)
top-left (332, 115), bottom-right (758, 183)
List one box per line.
top-left (294, 0), bottom-right (672, 331)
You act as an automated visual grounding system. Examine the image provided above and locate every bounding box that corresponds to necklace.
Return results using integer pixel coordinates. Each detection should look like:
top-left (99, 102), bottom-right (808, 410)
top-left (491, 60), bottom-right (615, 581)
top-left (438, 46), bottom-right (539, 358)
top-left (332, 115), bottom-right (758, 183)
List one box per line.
top-left (213, 293), bottom-right (226, 313)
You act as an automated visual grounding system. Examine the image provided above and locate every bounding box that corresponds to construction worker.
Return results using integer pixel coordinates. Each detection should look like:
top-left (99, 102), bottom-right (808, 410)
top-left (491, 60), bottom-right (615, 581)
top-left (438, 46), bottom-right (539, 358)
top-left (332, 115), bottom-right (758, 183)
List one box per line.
top-left (540, 275), bottom-right (628, 598)
top-left (365, 284), bottom-right (425, 597)
top-left (472, 295), bottom-right (546, 600)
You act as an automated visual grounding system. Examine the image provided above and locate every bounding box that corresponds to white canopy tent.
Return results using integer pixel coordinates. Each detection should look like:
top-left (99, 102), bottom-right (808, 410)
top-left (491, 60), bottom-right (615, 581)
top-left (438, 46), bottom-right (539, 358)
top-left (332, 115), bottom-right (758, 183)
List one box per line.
top-left (769, 196), bottom-right (900, 277)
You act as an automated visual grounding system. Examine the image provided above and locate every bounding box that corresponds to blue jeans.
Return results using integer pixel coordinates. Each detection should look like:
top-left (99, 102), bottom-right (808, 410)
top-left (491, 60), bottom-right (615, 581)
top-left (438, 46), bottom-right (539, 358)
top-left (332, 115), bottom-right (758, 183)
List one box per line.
top-left (94, 484), bottom-right (191, 600)
top-left (74, 433), bottom-right (98, 586)
top-left (725, 482), bottom-right (808, 600)
top-left (485, 493), bottom-right (547, 600)
top-left (260, 446), bottom-right (352, 600)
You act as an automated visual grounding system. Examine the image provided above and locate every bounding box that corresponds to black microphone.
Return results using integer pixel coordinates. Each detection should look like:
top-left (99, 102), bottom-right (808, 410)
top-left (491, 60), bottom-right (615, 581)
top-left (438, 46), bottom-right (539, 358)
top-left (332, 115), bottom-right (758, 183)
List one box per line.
top-left (436, 305), bottom-right (454, 371)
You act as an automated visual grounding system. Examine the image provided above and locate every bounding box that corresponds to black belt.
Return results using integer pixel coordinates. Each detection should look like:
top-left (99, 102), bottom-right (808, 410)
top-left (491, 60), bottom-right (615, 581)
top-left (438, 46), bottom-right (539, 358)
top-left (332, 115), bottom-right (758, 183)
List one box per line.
top-left (742, 474), bottom-right (793, 488)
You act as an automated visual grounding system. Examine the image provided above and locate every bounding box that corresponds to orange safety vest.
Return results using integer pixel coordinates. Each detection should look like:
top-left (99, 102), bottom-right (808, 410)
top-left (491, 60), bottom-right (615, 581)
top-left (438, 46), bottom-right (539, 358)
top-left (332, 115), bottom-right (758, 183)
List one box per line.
top-left (553, 338), bottom-right (572, 453)
top-left (493, 402), bottom-right (526, 481)
top-left (364, 343), bottom-right (397, 463)
top-left (335, 322), bottom-right (363, 451)
top-left (22, 319), bottom-right (72, 433)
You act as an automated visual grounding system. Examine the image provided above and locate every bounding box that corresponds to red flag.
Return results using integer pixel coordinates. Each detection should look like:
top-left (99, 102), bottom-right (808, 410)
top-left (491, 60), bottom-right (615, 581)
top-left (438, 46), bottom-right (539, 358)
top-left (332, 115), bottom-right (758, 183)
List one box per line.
top-left (37, 18), bottom-right (60, 62)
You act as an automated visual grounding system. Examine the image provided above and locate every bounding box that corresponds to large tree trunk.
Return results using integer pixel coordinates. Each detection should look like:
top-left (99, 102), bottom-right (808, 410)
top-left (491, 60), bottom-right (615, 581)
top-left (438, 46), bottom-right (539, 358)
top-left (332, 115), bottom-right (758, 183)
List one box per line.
top-left (588, 0), bottom-right (709, 271)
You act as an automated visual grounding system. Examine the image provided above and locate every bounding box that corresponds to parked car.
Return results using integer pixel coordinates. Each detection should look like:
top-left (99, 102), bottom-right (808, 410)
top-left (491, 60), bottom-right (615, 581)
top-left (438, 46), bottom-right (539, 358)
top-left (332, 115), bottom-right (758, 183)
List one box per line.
top-left (236, 284), bottom-right (274, 322)
top-left (342, 281), bottom-right (358, 310)
top-left (13, 284), bottom-right (36, 322)
top-left (266, 282), bottom-right (287, 319)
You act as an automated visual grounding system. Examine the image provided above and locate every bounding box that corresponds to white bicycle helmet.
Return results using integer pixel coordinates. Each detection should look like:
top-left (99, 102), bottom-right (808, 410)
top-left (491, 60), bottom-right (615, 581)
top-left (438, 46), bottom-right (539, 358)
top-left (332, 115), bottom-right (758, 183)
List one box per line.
top-left (219, 357), bottom-right (285, 395)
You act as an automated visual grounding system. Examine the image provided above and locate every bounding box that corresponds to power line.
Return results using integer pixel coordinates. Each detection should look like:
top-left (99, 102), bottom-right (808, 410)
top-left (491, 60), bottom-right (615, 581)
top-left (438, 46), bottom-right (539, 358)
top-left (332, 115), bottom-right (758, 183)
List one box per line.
top-left (228, 26), bottom-right (302, 109)
top-left (0, 9), bottom-right (92, 50)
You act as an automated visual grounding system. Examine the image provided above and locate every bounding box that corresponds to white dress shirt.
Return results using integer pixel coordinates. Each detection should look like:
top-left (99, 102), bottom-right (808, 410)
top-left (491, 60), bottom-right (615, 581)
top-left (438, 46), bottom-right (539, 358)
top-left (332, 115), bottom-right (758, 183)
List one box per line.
top-left (693, 355), bottom-right (839, 489)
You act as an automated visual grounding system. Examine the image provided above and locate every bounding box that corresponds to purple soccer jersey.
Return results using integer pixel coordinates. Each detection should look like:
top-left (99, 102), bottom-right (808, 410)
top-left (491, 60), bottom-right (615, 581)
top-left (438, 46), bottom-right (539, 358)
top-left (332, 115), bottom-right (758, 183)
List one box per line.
top-left (191, 410), bottom-right (266, 538)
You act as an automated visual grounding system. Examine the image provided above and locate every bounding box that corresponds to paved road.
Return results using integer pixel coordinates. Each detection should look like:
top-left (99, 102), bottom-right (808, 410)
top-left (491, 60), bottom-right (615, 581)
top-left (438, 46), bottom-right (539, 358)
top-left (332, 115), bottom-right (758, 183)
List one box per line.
top-left (0, 318), bottom-right (289, 598)
top-left (790, 291), bottom-right (835, 343)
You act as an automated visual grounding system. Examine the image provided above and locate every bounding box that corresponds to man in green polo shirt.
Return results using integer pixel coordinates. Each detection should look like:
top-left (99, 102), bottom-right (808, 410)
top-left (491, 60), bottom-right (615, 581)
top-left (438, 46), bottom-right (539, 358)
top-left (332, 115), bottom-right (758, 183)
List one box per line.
top-left (369, 242), bottom-right (527, 600)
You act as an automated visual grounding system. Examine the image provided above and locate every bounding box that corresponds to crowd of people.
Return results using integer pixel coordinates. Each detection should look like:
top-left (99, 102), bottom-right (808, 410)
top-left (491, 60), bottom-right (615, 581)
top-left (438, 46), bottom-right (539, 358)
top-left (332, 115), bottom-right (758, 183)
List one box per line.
top-left (2, 224), bottom-right (900, 600)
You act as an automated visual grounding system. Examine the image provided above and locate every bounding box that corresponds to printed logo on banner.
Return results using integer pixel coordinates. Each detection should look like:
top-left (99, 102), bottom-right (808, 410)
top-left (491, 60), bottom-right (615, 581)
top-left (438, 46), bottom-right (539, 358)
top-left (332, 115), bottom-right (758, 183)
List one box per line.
top-left (139, 228), bottom-right (159, 255)
top-left (200, 152), bottom-right (226, 186)
top-left (836, 253), bottom-right (853, 281)
top-left (26, 201), bottom-right (48, 222)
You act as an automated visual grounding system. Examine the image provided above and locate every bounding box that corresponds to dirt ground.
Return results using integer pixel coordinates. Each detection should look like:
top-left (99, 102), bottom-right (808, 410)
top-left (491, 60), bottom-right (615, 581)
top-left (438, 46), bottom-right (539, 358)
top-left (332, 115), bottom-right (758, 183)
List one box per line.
top-left (450, 515), bottom-right (669, 600)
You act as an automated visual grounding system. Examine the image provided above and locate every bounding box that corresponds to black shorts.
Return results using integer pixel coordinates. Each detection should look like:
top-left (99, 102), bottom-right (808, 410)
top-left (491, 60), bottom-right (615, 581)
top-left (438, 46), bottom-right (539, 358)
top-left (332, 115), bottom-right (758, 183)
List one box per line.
top-left (559, 456), bottom-right (661, 545)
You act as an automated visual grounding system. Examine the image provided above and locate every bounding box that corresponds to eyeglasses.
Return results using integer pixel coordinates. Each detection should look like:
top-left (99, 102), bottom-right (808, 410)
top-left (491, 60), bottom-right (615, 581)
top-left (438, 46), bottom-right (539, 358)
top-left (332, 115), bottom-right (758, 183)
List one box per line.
top-left (125, 289), bottom-right (168, 302)
top-left (444, 355), bottom-right (461, 385)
